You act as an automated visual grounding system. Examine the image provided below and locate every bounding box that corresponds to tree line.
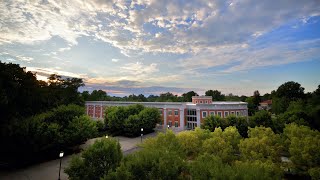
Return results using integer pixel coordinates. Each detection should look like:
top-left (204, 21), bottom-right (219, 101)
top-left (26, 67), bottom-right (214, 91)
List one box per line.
top-left (66, 124), bottom-right (320, 179)
top-left (82, 89), bottom-right (248, 102)
top-left (0, 61), bottom-right (99, 167)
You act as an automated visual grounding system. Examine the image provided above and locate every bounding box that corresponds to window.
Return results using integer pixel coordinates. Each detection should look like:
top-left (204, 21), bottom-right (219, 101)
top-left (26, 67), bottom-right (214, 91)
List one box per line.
top-left (168, 121), bottom-right (172, 127)
top-left (224, 111), bottom-right (229, 117)
top-left (236, 111), bottom-right (240, 116)
top-left (217, 111), bottom-right (222, 117)
top-left (195, 100), bottom-right (198, 103)
top-left (205, 100), bottom-right (208, 104)
top-left (210, 111), bottom-right (215, 116)
top-left (231, 111), bottom-right (235, 115)
top-left (202, 111), bottom-right (207, 118)
top-left (174, 110), bottom-right (179, 116)
top-left (175, 121), bottom-right (178, 127)
top-left (187, 109), bottom-right (197, 116)
top-left (159, 109), bottom-right (163, 115)
top-left (200, 101), bottom-right (203, 104)
top-left (168, 110), bottom-right (172, 115)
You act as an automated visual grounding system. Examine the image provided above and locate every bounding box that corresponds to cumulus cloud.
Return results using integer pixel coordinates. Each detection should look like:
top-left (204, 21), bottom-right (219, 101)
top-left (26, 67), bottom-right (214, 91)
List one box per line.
top-left (1, 0), bottom-right (320, 94)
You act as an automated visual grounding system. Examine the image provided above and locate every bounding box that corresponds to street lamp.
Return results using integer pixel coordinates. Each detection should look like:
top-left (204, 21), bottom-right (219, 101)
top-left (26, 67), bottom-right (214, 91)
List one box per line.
top-left (105, 135), bottom-right (109, 139)
top-left (167, 124), bottom-right (170, 129)
top-left (141, 128), bottom-right (143, 143)
top-left (58, 151), bottom-right (64, 180)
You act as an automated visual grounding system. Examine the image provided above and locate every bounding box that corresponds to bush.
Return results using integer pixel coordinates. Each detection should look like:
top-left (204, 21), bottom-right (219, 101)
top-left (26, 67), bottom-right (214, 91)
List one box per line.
top-left (65, 138), bottom-right (122, 180)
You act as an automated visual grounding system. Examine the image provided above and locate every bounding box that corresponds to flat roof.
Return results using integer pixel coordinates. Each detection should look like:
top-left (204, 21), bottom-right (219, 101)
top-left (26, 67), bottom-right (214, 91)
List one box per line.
top-left (86, 101), bottom-right (247, 105)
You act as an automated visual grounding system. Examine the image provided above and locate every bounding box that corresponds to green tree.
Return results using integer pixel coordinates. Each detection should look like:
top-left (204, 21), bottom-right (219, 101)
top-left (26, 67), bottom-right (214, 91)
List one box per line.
top-left (253, 90), bottom-right (261, 110)
top-left (202, 115), bottom-right (226, 131)
top-left (246, 96), bottom-right (256, 116)
top-left (205, 90), bottom-right (225, 101)
top-left (250, 110), bottom-right (273, 128)
top-left (88, 90), bottom-right (109, 101)
top-left (65, 138), bottom-right (122, 180)
top-left (182, 91), bottom-right (198, 102)
top-left (177, 131), bottom-right (201, 157)
top-left (225, 116), bottom-right (249, 137)
top-left (105, 105), bottom-right (160, 136)
top-left (239, 127), bottom-right (282, 162)
top-left (202, 136), bottom-right (234, 163)
top-left (276, 81), bottom-right (305, 101)
top-left (283, 123), bottom-right (320, 174)
top-left (189, 154), bottom-right (282, 180)
top-left (272, 81), bottom-right (305, 114)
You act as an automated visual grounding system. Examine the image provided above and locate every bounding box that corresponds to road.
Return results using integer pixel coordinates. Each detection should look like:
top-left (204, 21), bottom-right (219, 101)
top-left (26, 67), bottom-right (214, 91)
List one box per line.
top-left (0, 132), bottom-right (157, 180)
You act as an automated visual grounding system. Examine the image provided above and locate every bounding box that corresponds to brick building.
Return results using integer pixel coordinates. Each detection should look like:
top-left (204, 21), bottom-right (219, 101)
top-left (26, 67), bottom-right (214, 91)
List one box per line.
top-left (85, 96), bottom-right (248, 130)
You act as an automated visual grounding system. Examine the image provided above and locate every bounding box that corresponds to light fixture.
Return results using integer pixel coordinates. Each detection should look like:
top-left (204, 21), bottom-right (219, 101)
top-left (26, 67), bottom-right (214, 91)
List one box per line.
top-left (59, 151), bottom-right (64, 158)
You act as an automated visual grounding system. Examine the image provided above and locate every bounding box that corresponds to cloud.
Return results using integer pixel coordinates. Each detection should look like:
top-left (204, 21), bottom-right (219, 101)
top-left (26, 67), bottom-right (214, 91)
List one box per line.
top-left (1, 0), bottom-right (320, 96)
top-left (80, 84), bottom-right (204, 96)
top-left (26, 67), bottom-right (88, 80)
top-left (2, 0), bottom-right (318, 56)
top-left (58, 47), bottom-right (71, 52)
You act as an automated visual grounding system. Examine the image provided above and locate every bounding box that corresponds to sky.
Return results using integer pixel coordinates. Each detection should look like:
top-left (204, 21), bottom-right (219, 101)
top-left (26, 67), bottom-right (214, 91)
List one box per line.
top-left (0, 0), bottom-right (320, 96)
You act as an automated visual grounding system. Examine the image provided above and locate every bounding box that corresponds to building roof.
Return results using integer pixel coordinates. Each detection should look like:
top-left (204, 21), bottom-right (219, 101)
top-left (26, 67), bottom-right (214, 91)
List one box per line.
top-left (86, 101), bottom-right (247, 105)
top-left (260, 100), bottom-right (272, 105)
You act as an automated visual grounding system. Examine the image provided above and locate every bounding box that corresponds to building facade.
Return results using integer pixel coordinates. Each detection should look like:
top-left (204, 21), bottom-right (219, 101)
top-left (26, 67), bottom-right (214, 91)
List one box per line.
top-left (85, 96), bottom-right (248, 130)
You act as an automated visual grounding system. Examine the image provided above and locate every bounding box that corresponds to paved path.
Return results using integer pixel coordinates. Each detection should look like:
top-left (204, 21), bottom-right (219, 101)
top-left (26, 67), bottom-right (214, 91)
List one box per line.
top-left (0, 132), bottom-right (158, 180)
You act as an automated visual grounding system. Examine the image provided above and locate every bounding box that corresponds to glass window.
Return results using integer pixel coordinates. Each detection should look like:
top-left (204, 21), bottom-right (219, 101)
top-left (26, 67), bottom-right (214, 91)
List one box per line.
top-left (174, 110), bottom-right (179, 116)
top-left (159, 109), bottom-right (162, 115)
top-left (231, 111), bottom-right (235, 115)
top-left (175, 121), bottom-right (178, 127)
top-left (205, 100), bottom-right (208, 104)
top-left (210, 111), bottom-right (215, 116)
top-left (224, 111), bottom-right (229, 117)
top-left (236, 111), bottom-right (240, 116)
top-left (169, 121), bottom-right (172, 127)
top-left (195, 100), bottom-right (198, 103)
top-left (200, 101), bottom-right (203, 104)
top-left (217, 112), bottom-right (222, 117)
top-left (168, 110), bottom-right (172, 115)
top-left (202, 111), bottom-right (207, 118)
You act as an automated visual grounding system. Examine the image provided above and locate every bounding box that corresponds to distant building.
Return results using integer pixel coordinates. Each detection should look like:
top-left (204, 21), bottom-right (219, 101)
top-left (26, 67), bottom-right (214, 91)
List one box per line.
top-left (85, 96), bottom-right (248, 130)
top-left (258, 100), bottom-right (272, 111)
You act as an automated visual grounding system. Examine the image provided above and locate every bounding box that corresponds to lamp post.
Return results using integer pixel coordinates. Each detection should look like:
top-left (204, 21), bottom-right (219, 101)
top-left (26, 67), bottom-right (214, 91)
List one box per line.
top-left (141, 128), bottom-right (143, 143)
top-left (58, 151), bottom-right (64, 180)
top-left (105, 135), bottom-right (109, 139)
top-left (167, 124), bottom-right (170, 129)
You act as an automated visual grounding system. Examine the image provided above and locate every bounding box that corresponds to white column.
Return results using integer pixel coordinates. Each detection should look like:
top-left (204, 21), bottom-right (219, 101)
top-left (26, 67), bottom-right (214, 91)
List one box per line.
top-left (196, 109), bottom-right (201, 128)
top-left (86, 104), bottom-right (89, 116)
top-left (93, 105), bottom-right (96, 119)
top-left (100, 105), bottom-right (103, 119)
top-left (179, 108), bottom-right (184, 130)
top-left (163, 108), bottom-right (167, 127)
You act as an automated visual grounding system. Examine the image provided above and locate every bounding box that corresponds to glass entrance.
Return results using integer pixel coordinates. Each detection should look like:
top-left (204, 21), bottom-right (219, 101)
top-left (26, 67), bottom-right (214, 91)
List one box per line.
top-left (186, 109), bottom-right (197, 130)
